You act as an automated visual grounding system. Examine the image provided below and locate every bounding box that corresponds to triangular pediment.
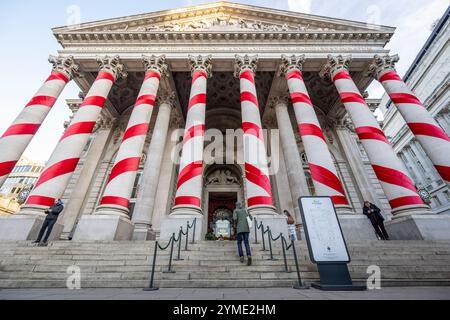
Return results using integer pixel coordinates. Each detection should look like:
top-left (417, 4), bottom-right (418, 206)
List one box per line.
top-left (53, 1), bottom-right (394, 35)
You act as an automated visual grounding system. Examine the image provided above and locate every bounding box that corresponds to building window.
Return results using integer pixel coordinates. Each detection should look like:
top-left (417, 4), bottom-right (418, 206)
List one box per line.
top-left (304, 171), bottom-right (316, 196)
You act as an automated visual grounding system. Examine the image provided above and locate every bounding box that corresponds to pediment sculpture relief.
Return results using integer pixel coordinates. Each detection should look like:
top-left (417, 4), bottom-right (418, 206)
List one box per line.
top-left (115, 15), bottom-right (328, 32)
top-left (206, 169), bottom-right (240, 186)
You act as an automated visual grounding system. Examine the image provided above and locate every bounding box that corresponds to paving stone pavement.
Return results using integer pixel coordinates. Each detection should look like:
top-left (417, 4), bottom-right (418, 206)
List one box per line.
top-left (1, 287), bottom-right (450, 300)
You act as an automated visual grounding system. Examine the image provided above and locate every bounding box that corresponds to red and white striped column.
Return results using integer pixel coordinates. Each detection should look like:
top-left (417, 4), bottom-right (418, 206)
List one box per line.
top-left (321, 55), bottom-right (428, 216)
top-left (0, 56), bottom-right (79, 187)
top-left (95, 55), bottom-right (167, 217)
top-left (281, 55), bottom-right (350, 210)
top-left (369, 54), bottom-right (450, 186)
top-left (21, 55), bottom-right (126, 214)
top-left (235, 55), bottom-right (276, 214)
top-left (171, 55), bottom-right (212, 214)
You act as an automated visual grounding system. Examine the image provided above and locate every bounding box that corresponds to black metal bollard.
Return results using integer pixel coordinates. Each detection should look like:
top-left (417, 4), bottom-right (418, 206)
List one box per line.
top-left (261, 223), bottom-right (267, 251)
top-left (174, 228), bottom-right (184, 261)
top-left (143, 241), bottom-right (159, 291)
top-left (185, 222), bottom-right (190, 251)
top-left (163, 234), bottom-right (176, 274)
top-left (191, 219), bottom-right (196, 244)
top-left (281, 236), bottom-right (290, 273)
top-left (291, 239), bottom-right (308, 290)
top-left (254, 220), bottom-right (258, 244)
top-left (267, 229), bottom-right (277, 261)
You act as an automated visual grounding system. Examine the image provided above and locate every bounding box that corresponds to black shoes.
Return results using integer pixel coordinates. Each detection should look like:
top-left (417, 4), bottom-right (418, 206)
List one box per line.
top-left (247, 257), bottom-right (252, 266)
top-left (240, 257), bottom-right (244, 263)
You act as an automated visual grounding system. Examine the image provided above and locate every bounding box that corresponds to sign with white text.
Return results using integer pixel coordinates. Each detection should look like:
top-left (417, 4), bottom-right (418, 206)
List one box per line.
top-left (299, 197), bottom-right (350, 263)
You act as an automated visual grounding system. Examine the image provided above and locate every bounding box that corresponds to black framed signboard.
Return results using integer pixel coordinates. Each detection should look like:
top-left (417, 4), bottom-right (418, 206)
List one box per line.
top-left (299, 196), bottom-right (365, 291)
top-left (299, 197), bottom-right (350, 264)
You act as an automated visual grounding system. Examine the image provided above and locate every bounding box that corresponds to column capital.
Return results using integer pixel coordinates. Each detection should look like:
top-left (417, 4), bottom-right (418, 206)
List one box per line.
top-left (319, 54), bottom-right (352, 80)
top-left (48, 55), bottom-right (80, 80)
top-left (268, 94), bottom-right (290, 109)
top-left (188, 55), bottom-right (212, 78)
top-left (142, 54), bottom-right (168, 77)
top-left (234, 54), bottom-right (258, 78)
top-left (368, 54), bottom-right (400, 80)
top-left (156, 89), bottom-right (176, 107)
top-left (96, 55), bottom-right (127, 80)
top-left (280, 54), bottom-right (305, 76)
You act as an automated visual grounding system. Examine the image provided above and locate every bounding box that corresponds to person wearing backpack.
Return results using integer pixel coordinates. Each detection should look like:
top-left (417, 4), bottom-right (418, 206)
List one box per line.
top-left (233, 202), bottom-right (253, 266)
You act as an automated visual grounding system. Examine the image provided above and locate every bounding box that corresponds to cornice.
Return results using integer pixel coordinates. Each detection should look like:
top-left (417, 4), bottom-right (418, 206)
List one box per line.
top-left (54, 30), bottom-right (392, 47)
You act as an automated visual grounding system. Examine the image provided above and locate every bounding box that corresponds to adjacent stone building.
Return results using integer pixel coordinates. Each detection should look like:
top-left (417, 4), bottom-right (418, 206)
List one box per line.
top-left (0, 157), bottom-right (45, 215)
top-left (379, 6), bottom-right (450, 215)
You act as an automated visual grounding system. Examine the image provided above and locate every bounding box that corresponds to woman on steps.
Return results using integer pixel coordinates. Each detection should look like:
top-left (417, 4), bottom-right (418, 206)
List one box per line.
top-left (233, 202), bottom-right (253, 266)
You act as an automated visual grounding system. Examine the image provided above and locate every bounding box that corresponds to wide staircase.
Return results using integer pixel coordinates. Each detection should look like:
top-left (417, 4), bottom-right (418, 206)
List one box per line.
top-left (1, 240), bottom-right (450, 288)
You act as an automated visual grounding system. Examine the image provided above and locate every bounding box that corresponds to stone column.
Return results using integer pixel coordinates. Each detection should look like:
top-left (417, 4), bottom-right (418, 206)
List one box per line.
top-left (132, 90), bottom-right (175, 240)
top-left (74, 55), bottom-right (166, 241)
top-left (159, 55), bottom-right (212, 241)
top-left (271, 95), bottom-right (310, 222)
top-left (320, 55), bottom-right (428, 218)
top-left (59, 114), bottom-right (115, 239)
top-left (335, 123), bottom-right (382, 209)
top-left (281, 55), bottom-right (351, 214)
top-left (0, 56), bottom-right (79, 187)
top-left (0, 55), bottom-right (126, 241)
top-left (369, 55), bottom-right (450, 186)
top-left (235, 54), bottom-right (288, 238)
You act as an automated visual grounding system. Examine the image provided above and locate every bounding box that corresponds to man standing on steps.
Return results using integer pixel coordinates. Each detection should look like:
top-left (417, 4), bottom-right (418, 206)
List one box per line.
top-left (363, 201), bottom-right (390, 240)
top-left (33, 199), bottom-right (64, 246)
top-left (233, 202), bottom-right (253, 266)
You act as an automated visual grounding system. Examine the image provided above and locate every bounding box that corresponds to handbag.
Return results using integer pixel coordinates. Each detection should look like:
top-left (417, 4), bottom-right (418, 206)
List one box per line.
top-left (246, 215), bottom-right (253, 229)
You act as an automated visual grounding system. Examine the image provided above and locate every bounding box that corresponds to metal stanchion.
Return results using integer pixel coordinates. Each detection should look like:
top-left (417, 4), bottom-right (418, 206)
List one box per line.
top-left (291, 239), bottom-right (308, 290)
top-left (174, 227), bottom-right (184, 261)
top-left (143, 241), bottom-right (159, 291)
top-left (163, 233), bottom-right (176, 274)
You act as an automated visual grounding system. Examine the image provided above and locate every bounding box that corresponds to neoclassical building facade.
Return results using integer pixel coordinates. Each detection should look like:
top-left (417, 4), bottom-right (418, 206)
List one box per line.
top-left (0, 2), bottom-right (449, 242)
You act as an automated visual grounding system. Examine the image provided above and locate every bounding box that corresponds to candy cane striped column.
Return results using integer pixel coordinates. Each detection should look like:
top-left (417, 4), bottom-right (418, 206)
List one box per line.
top-left (369, 55), bottom-right (450, 186)
top-left (95, 55), bottom-right (167, 217)
top-left (235, 55), bottom-right (276, 213)
top-left (281, 55), bottom-right (350, 210)
top-left (21, 56), bottom-right (126, 214)
top-left (321, 55), bottom-right (428, 216)
top-left (172, 55), bottom-right (212, 213)
top-left (0, 56), bottom-right (79, 187)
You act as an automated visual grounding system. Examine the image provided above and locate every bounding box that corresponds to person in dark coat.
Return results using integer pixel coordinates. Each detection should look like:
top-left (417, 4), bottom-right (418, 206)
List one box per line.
top-left (33, 199), bottom-right (64, 245)
top-left (363, 201), bottom-right (389, 240)
top-left (233, 202), bottom-right (253, 266)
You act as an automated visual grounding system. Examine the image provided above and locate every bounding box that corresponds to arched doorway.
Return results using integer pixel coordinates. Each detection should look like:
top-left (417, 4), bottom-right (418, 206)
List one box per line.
top-left (203, 164), bottom-right (244, 240)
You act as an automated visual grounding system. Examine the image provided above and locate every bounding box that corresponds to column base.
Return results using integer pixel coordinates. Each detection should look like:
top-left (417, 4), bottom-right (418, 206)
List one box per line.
top-left (132, 224), bottom-right (157, 241)
top-left (159, 206), bottom-right (203, 241)
top-left (0, 214), bottom-right (63, 241)
top-left (335, 205), bottom-right (354, 215)
top-left (385, 214), bottom-right (450, 241)
top-left (94, 205), bottom-right (130, 219)
top-left (249, 205), bottom-right (289, 241)
top-left (337, 214), bottom-right (378, 242)
top-left (72, 215), bottom-right (134, 241)
top-left (391, 204), bottom-right (431, 218)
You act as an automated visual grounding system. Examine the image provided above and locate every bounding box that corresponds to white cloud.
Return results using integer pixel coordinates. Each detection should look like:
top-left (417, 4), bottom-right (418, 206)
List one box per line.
top-left (386, 0), bottom-right (449, 76)
top-left (287, 0), bottom-right (311, 13)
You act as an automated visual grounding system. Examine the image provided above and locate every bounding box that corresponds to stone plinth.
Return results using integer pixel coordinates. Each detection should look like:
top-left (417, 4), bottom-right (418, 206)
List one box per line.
top-left (385, 214), bottom-right (450, 241)
top-left (0, 215), bottom-right (63, 241)
top-left (338, 214), bottom-right (378, 241)
top-left (159, 207), bottom-right (203, 241)
top-left (249, 206), bottom-right (289, 241)
top-left (72, 215), bottom-right (134, 241)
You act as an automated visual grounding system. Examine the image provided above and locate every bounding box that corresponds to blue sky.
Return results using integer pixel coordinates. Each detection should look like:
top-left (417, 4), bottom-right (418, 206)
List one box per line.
top-left (0, 0), bottom-right (449, 161)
